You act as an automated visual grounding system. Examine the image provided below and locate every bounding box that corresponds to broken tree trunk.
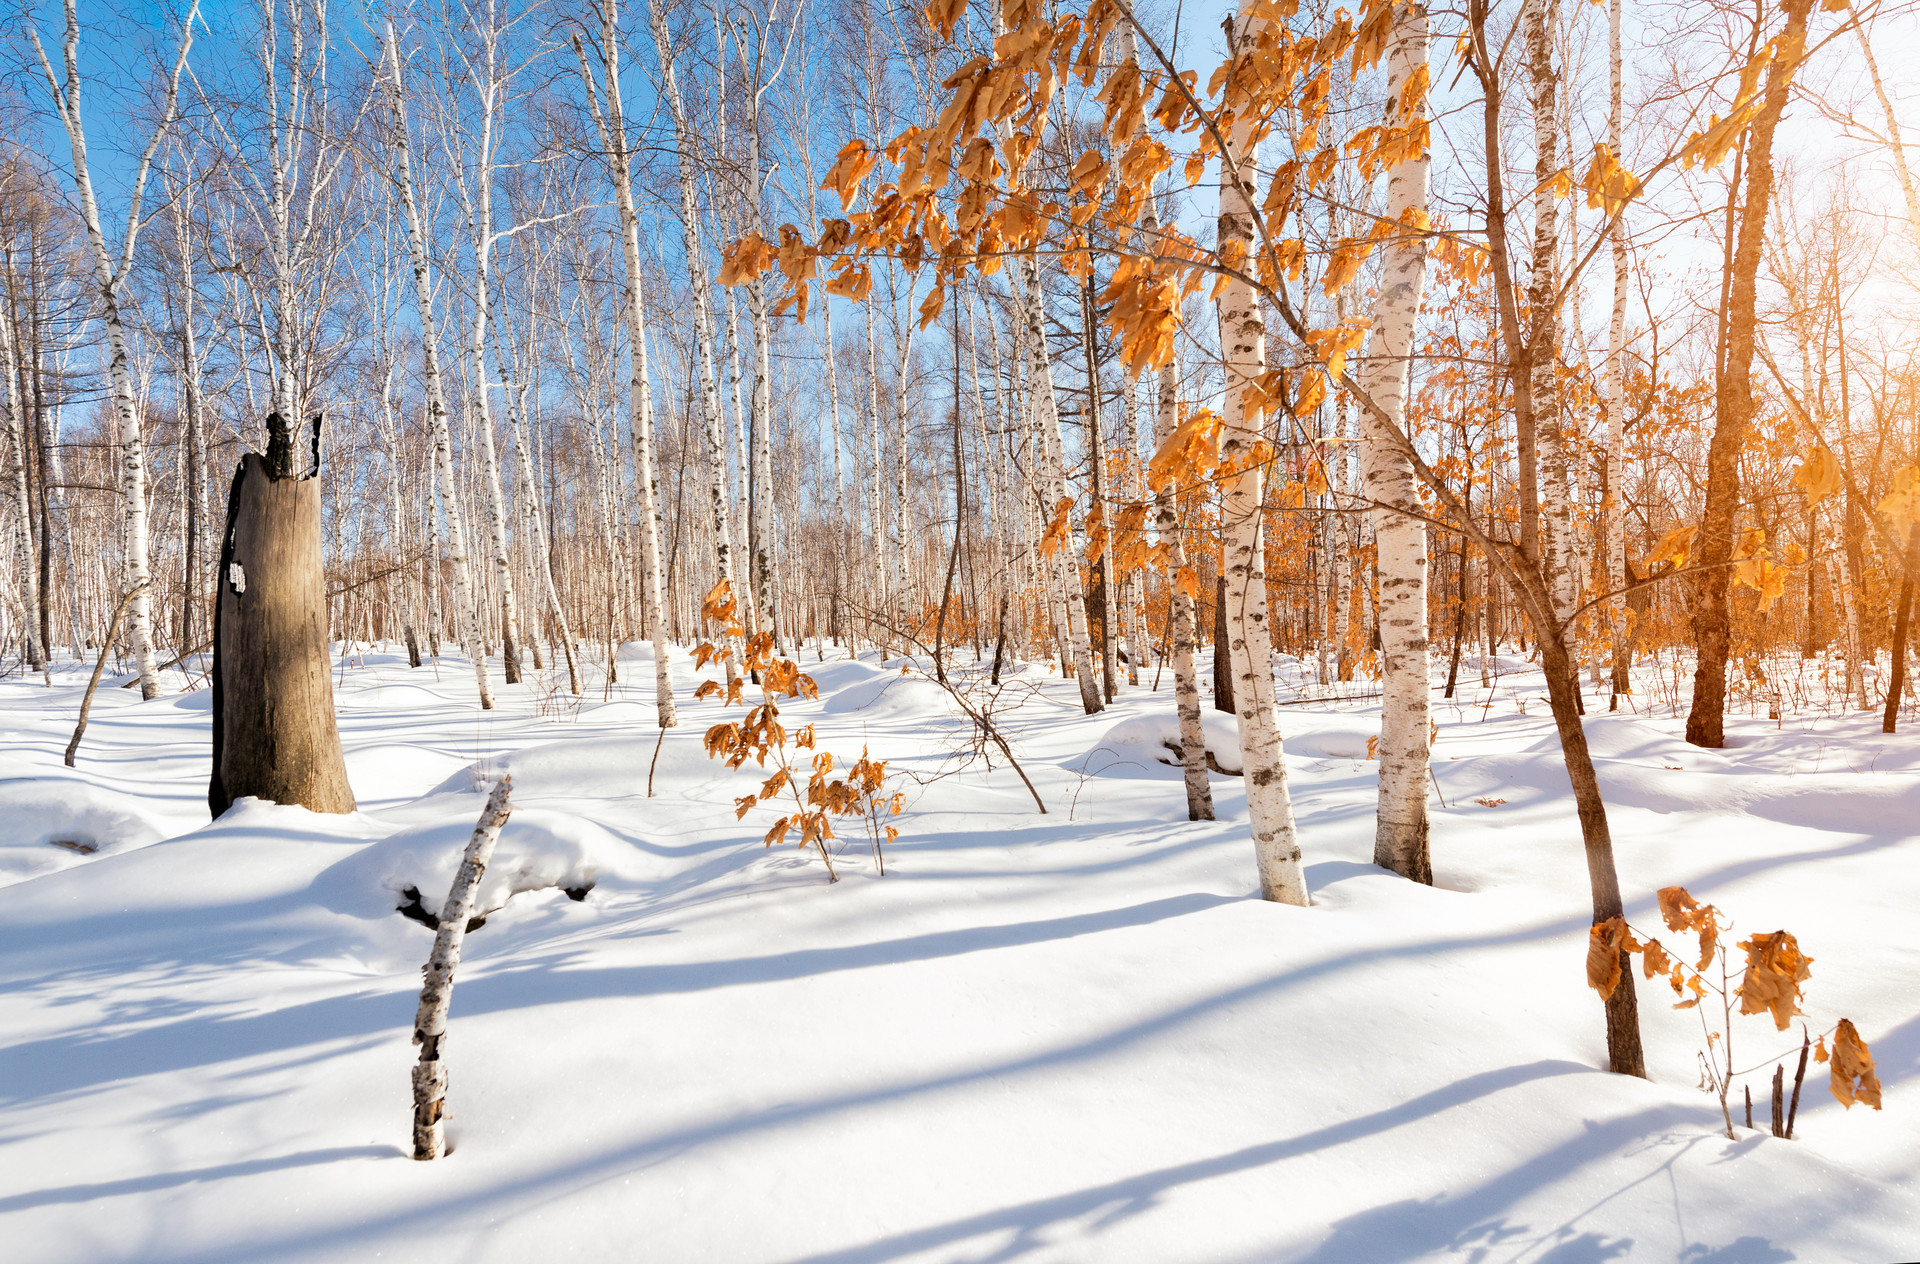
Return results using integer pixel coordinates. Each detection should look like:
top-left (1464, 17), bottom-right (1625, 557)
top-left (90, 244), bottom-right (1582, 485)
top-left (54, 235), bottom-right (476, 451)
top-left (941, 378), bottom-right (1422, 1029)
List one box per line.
top-left (208, 416), bottom-right (356, 817)
top-left (411, 775), bottom-right (514, 1160)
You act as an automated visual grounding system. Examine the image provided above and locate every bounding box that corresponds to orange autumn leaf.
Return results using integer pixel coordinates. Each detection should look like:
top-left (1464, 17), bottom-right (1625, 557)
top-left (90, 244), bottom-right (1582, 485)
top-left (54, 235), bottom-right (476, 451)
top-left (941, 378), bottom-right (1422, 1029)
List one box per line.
top-left (1876, 464), bottom-right (1920, 530)
top-left (1656, 885), bottom-right (1701, 931)
top-left (1642, 937), bottom-right (1673, 982)
top-left (1038, 496), bottom-right (1075, 559)
top-left (1587, 916), bottom-right (1640, 1000)
top-left (1734, 930), bottom-right (1813, 1031)
top-left (1656, 884), bottom-right (1720, 969)
top-left (1792, 447), bottom-right (1840, 505)
top-left (820, 139), bottom-right (878, 207)
top-left (1829, 1019), bottom-right (1882, 1110)
top-left (1581, 142), bottom-right (1640, 216)
top-left (718, 233), bottom-right (775, 286)
top-left (1642, 524), bottom-right (1697, 571)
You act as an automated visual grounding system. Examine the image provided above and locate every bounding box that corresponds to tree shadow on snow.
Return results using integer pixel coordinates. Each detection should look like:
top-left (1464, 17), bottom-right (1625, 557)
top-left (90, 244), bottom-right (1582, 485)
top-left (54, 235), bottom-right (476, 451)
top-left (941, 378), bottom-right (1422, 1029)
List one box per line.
top-left (0, 1145), bottom-right (402, 1215)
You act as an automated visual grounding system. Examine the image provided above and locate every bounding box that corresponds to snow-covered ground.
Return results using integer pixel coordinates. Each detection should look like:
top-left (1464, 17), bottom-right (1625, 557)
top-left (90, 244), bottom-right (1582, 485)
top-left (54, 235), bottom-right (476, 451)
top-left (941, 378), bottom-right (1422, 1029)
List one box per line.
top-left (0, 644), bottom-right (1913, 1262)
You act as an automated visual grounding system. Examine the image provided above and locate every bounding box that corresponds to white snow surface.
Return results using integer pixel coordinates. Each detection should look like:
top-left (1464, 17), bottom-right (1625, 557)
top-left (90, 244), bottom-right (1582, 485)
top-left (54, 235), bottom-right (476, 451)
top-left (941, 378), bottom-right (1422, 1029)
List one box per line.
top-left (0, 645), bottom-right (1915, 1262)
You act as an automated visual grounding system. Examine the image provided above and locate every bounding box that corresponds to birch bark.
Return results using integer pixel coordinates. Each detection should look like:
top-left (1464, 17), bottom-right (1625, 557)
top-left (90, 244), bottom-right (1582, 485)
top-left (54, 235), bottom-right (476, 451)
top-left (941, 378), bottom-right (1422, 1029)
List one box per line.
top-left (1525, 0), bottom-right (1576, 630)
top-left (1359, 0), bottom-right (1435, 884)
top-left (987, 0), bottom-right (1100, 709)
top-left (449, 102), bottom-right (526, 685)
top-left (411, 776), bottom-right (514, 1160)
top-left (1216, 6), bottom-right (1307, 904)
top-left (25, 0), bottom-right (197, 699)
top-left (575, 2), bottom-right (676, 720)
top-left (1143, 188), bottom-right (1213, 820)
top-left (0, 260), bottom-right (42, 670)
top-left (495, 295), bottom-right (582, 695)
top-left (1604, 0), bottom-right (1631, 699)
top-left (380, 21), bottom-right (493, 709)
top-left (647, 0), bottom-right (743, 678)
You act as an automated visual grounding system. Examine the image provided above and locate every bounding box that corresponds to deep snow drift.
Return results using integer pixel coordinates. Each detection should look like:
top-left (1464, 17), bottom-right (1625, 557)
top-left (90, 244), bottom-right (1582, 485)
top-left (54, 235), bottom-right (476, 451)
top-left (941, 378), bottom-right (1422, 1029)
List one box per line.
top-left (0, 644), bottom-right (1913, 1262)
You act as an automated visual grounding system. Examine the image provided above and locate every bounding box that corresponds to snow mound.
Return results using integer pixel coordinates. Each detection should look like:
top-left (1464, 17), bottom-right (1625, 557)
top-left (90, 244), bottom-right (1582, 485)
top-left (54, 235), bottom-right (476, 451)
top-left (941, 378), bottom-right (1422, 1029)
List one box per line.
top-left (426, 734), bottom-right (752, 802)
top-left (0, 777), bottom-right (167, 885)
top-left (322, 807), bottom-right (657, 921)
top-left (1278, 719), bottom-right (1377, 760)
top-left (342, 744), bottom-right (472, 804)
top-left (820, 673), bottom-right (962, 722)
top-left (801, 657), bottom-right (892, 695)
top-left (1079, 710), bottom-right (1244, 777)
top-left (335, 682), bottom-right (459, 710)
top-left (579, 699), bottom-right (659, 726)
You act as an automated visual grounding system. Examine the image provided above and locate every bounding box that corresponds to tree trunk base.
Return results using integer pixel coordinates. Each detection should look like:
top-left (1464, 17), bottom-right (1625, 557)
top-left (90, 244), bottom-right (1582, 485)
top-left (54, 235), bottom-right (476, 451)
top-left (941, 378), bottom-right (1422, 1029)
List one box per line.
top-left (209, 448), bottom-right (356, 818)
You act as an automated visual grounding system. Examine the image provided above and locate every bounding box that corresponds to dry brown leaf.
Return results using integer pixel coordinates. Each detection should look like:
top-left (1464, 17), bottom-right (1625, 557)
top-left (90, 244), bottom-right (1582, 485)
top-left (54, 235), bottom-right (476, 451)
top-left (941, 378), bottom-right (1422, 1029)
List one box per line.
top-left (1735, 931), bottom-right (1813, 1031)
top-left (1829, 1019), bottom-right (1882, 1110)
top-left (1588, 917), bottom-right (1634, 999)
top-left (1642, 938), bottom-right (1672, 982)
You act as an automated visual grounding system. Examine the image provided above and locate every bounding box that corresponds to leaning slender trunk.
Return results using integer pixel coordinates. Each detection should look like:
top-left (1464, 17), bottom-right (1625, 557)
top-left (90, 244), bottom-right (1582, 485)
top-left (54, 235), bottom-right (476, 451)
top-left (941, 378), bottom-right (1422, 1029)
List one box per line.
top-left (1539, 623), bottom-right (1645, 1075)
top-left (411, 776), bottom-right (514, 1161)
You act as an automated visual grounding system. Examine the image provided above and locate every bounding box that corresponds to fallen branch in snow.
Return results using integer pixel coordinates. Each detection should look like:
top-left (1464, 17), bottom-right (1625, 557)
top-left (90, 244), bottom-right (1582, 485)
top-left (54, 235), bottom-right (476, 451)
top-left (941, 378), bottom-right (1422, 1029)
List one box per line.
top-left (411, 776), bottom-right (514, 1160)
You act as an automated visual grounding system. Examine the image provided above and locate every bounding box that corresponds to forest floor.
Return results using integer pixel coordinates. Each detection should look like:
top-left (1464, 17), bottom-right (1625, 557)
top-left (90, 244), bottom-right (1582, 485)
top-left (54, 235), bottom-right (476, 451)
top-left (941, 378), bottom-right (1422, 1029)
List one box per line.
top-left (0, 643), bottom-right (1915, 1263)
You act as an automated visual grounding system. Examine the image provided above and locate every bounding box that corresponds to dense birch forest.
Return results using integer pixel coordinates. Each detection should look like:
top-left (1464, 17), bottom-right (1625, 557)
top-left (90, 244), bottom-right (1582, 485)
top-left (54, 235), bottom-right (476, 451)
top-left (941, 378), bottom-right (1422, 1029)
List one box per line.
top-left (7, 0), bottom-right (1916, 735)
top-left (1, 0), bottom-right (1918, 1251)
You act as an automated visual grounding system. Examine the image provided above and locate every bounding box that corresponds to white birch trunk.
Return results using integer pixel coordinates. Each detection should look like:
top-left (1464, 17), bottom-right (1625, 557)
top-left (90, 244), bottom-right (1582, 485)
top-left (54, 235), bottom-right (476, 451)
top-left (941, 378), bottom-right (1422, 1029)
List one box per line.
top-left (381, 22), bottom-right (493, 709)
top-left (1526, 0), bottom-right (1577, 629)
top-left (26, 0), bottom-right (196, 699)
top-left (0, 285), bottom-right (42, 670)
top-left (1359, 0), bottom-right (1435, 884)
top-left (1604, 0), bottom-right (1631, 698)
top-left (410, 775), bottom-right (514, 1160)
top-left (450, 86), bottom-right (526, 685)
top-left (986, 1), bottom-right (1099, 708)
top-left (647, 0), bottom-right (743, 677)
top-left (742, 68), bottom-right (783, 655)
top-left (576, 2), bottom-right (674, 720)
top-left (1217, 6), bottom-right (1307, 905)
top-left (865, 293), bottom-right (889, 656)
top-left (491, 286), bottom-right (582, 694)
top-left (1146, 188), bottom-right (1214, 821)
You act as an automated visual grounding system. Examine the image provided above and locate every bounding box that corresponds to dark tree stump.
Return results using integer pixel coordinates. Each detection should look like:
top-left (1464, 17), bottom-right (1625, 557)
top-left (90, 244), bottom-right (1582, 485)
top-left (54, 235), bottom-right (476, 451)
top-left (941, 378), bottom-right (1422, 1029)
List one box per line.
top-left (209, 423), bottom-right (355, 817)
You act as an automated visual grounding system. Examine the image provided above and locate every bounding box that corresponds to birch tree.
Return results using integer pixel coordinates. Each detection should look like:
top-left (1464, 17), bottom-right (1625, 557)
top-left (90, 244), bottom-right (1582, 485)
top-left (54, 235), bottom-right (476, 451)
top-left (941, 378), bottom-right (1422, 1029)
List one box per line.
top-left (1358, 0), bottom-right (1434, 884)
top-left (648, 0), bottom-right (745, 678)
top-left (378, 19), bottom-right (494, 709)
top-left (25, 0), bottom-right (200, 699)
top-left (1212, 6), bottom-right (1306, 903)
top-left (1603, 0), bottom-right (1630, 701)
top-left (576, 0), bottom-right (677, 724)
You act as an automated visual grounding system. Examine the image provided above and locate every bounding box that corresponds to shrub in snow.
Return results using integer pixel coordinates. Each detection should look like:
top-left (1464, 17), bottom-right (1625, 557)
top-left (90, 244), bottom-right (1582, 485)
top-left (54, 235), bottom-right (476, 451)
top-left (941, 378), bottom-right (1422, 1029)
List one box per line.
top-left (695, 580), bottom-right (904, 879)
top-left (1590, 884), bottom-right (1881, 1139)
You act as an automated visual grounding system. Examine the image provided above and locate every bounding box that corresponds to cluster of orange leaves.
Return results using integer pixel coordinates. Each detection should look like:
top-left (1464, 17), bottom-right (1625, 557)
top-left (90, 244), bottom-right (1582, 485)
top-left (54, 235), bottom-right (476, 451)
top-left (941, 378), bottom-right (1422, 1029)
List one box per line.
top-left (1589, 886), bottom-right (1880, 1109)
top-left (714, 0), bottom-right (1447, 420)
top-left (694, 581), bottom-right (904, 880)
